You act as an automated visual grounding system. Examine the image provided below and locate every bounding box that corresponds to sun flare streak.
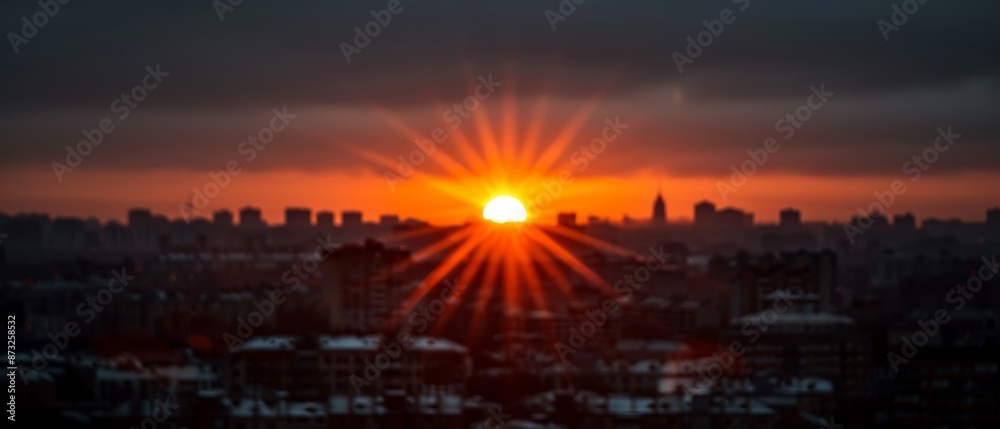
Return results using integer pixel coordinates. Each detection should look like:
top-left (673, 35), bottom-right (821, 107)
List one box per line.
top-left (353, 85), bottom-right (635, 340)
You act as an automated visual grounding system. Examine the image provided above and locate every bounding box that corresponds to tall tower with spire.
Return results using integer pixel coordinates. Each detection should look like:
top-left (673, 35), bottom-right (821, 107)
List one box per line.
top-left (653, 185), bottom-right (666, 225)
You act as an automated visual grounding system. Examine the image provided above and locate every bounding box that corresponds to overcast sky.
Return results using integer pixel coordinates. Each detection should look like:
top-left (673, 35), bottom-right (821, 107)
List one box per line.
top-left (1, 0), bottom-right (999, 223)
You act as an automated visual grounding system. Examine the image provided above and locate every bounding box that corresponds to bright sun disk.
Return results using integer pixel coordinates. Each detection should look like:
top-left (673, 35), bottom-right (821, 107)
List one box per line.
top-left (483, 195), bottom-right (527, 223)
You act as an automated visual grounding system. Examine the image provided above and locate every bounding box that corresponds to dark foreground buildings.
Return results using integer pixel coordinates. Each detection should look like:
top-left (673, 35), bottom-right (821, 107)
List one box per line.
top-left (2, 203), bottom-right (999, 428)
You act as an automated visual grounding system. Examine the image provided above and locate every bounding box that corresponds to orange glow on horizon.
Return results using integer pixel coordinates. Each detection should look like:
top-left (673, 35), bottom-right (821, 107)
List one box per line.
top-left (352, 86), bottom-right (652, 338)
top-left (3, 76), bottom-right (999, 226)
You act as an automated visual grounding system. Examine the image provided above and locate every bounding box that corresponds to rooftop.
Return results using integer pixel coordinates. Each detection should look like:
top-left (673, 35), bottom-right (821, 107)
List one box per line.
top-left (234, 335), bottom-right (467, 354)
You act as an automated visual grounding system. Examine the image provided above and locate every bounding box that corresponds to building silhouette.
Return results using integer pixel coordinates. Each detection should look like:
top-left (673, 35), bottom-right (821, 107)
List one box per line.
top-left (779, 208), bottom-right (801, 228)
top-left (4, 203), bottom-right (1000, 429)
top-left (379, 214), bottom-right (400, 227)
top-left (317, 211), bottom-right (335, 228)
top-left (127, 207), bottom-right (152, 229)
top-left (341, 211), bottom-right (363, 229)
top-left (285, 207), bottom-right (312, 228)
top-left (557, 212), bottom-right (577, 228)
top-left (717, 207), bottom-right (753, 228)
top-left (893, 212), bottom-right (916, 228)
top-left (321, 241), bottom-right (412, 332)
top-left (213, 209), bottom-right (234, 227)
top-left (694, 201), bottom-right (716, 227)
top-left (652, 191), bottom-right (666, 225)
top-left (239, 206), bottom-right (265, 229)
top-left (988, 207), bottom-right (1000, 226)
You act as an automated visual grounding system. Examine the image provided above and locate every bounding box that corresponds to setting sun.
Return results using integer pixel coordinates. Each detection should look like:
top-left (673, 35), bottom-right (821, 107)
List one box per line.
top-left (482, 195), bottom-right (528, 223)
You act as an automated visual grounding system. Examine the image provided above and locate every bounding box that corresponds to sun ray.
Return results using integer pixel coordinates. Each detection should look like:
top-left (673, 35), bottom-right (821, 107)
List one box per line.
top-left (471, 100), bottom-right (504, 183)
top-left (456, 228), bottom-right (497, 286)
top-left (367, 104), bottom-right (428, 142)
top-left (408, 224), bottom-right (476, 262)
top-left (523, 226), bottom-right (614, 295)
top-left (518, 91), bottom-right (553, 170)
top-left (419, 176), bottom-right (493, 208)
top-left (378, 223), bottom-right (448, 242)
top-left (392, 225), bottom-right (492, 326)
top-left (428, 228), bottom-right (497, 336)
top-left (347, 144), bottom-right (406, 172)
top-left (418, 148), bottom-right (480, 185)
top-left (501, 233), bottom-right (522, 309)
top-left (465, 240), bottom-right (503, 344)
top-left (510, 232), bottom-right (556, 346)
top-left (499, 84), bottom-right (519, 165)
top-left (447, 125), bottom-right (490, 176)
top-left (543, 84), bottom-right (618, 181)
top-left (526, 242), bottom-right (575, 298)
top-left (540, 225), bottom-right (640, 258)
top-left (527, 96), bottom-right (605, 179)
top-left (351, 78), bottom-right (644, 346)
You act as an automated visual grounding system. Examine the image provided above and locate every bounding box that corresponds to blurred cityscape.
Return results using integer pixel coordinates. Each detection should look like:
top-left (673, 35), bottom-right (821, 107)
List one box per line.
top-left (3, 196), bottom-right (999, 429)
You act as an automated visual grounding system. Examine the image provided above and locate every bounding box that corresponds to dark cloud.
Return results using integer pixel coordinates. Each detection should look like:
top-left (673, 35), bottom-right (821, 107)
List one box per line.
top-left (1, 0), bottom-right (998, 177)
